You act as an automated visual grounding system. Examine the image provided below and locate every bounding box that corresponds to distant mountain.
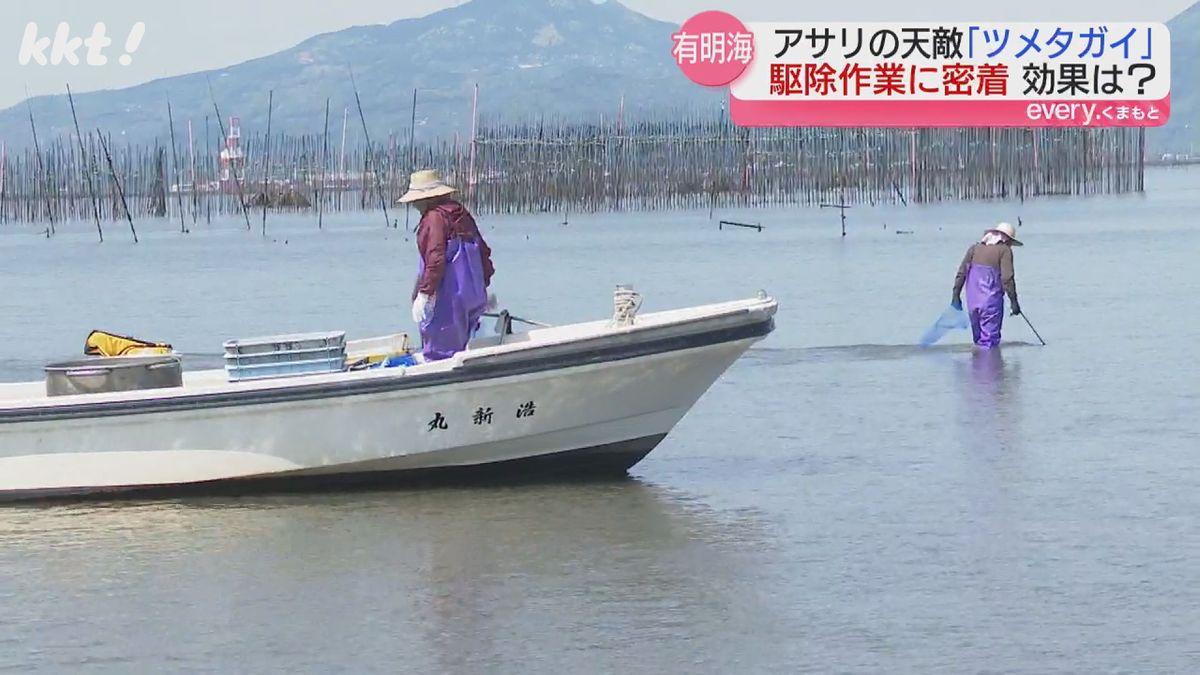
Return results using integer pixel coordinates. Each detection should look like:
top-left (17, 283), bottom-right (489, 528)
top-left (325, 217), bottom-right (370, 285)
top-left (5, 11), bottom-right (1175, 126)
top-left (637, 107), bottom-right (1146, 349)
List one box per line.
top-left (0, 0), bottom-right (722, 150)
top-left (2, 0), bottom-right (1192, 155)
top-left (1150, 1), bottom-right (1199, 156)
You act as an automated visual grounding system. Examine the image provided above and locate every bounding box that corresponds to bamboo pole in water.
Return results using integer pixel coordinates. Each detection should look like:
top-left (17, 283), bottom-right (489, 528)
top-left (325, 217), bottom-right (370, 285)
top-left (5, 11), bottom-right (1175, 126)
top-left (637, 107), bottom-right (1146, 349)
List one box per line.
top-left (206, 75), bottom-right (252, 231)
top-left (188, 119), bottom-right (198, 225)
top-left (24, 98), bottom-right (55, 234)
top-left (349, 66), bottom-right (390, 228)
top-left (338, 106), bottom-right (348, 213)
top-left (319, 98), bottom-right (329, 230)
top-left (96, 129), bottom-right (138, 243)
top-left (204, 115), bottom-right (211, 224)
top-left (1137, 128), bottom-right (1146, 192)
top-left (262, 88), bottom-right (273, 237)
top-left (167, 99), bottom-right (188, 233)
top-left (67, 85), bottom-right (104, 241)
top-left (404, 87), bottom-right (417, 231)
top-left (468, 83), bottom-right (478, 203)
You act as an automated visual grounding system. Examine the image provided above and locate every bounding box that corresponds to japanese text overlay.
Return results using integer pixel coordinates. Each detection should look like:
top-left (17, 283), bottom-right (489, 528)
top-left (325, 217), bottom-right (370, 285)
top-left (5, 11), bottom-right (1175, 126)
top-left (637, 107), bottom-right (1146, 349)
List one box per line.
top-left (673, 19), bottom-right (1171, 127)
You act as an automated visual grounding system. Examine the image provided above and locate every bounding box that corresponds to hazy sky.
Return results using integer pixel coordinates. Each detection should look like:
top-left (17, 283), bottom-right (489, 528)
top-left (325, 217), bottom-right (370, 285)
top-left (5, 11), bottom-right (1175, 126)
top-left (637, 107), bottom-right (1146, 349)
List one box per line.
top-left (3, 0), bottom-right (1194, 109)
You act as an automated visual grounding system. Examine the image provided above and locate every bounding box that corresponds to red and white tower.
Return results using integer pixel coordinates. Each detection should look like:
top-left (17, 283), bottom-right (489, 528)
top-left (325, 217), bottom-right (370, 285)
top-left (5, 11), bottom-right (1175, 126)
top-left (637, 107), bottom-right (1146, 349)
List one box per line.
top-left (218, 116), bottom-right (245, 190)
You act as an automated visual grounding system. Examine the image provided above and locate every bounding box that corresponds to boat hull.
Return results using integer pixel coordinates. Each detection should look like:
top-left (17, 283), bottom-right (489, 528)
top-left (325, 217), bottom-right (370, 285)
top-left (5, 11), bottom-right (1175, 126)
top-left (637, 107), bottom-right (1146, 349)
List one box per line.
top-left (0, 306), bottom-right (772, 502)
top-left (0, 434), bottom-right (668, 502)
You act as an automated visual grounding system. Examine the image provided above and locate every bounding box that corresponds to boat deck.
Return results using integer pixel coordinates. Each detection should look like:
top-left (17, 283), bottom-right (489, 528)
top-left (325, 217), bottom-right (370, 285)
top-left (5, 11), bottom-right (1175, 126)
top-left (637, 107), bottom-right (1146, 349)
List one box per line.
top-left (0, 296), bottom-right (775, 410)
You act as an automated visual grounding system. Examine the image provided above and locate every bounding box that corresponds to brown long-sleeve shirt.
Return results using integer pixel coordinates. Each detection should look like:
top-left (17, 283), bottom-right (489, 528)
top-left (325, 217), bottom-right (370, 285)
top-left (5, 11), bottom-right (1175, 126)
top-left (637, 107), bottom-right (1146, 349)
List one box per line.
top-left (953, 242), bottom-right (1019, 307)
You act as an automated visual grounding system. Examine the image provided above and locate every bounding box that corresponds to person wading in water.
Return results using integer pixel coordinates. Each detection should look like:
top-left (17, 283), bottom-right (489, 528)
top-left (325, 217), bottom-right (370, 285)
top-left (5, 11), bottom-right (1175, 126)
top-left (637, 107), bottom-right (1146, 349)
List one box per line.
top-left (951, 221), bottom-right (1022, 349)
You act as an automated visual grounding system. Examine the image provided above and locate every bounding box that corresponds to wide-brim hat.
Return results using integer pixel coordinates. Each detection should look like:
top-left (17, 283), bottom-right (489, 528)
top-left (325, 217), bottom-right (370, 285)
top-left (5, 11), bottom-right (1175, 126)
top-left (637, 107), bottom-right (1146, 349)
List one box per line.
top-left (397, 169), bottom-right (457, 204)
top-left (985, 221), bottom-right (1023, 246)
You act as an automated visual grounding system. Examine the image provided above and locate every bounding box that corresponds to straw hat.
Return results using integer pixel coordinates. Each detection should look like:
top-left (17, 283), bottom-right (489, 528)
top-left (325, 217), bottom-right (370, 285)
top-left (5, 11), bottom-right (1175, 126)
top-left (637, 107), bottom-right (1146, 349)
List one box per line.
top-left (397, 169), bottom-right (457, 204)
top-left (985, 221), bottom-right (1022, 246)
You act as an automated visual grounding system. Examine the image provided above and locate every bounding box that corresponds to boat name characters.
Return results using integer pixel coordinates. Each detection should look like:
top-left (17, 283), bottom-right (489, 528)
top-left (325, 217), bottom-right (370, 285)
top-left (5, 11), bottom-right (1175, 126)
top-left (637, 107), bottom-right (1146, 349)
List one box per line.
top-left (17, 21), bottom-right (146, 67)
top-left (428, 401), bottom-right (536, 432)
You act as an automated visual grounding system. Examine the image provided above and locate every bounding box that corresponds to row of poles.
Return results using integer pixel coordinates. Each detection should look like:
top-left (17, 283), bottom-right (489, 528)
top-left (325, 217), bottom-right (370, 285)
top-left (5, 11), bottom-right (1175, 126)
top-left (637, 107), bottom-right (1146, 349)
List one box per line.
top-left (0, 84), bottom-right (1147, 238)
top-left (6, 64), bottom-right (433, 242)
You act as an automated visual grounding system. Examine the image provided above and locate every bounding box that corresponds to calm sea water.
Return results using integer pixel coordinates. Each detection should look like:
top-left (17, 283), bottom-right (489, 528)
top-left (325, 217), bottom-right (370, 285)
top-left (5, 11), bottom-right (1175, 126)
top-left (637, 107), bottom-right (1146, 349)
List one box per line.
top-left (1, 167), bottom-right (1198, 673)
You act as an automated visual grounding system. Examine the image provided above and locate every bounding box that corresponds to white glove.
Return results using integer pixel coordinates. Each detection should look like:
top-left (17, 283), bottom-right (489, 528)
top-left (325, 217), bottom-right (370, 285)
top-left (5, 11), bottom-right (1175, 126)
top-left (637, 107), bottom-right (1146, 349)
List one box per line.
top-left (412, 293), bottom-right (434, 324)
top-left (485, 292), bottom-right (498, 312)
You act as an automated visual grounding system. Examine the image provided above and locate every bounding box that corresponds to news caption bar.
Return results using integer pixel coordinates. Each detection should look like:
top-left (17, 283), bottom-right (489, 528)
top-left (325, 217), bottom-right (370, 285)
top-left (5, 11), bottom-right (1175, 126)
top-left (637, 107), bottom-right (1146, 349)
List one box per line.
top-left (671, 16), bottom-right (1171, 127)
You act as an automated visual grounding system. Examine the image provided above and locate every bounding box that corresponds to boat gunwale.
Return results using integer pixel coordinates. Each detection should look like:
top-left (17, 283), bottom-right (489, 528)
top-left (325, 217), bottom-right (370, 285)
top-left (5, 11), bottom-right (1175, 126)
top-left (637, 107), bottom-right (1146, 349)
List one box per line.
top-left (0, 298), bottom-right (777, 423)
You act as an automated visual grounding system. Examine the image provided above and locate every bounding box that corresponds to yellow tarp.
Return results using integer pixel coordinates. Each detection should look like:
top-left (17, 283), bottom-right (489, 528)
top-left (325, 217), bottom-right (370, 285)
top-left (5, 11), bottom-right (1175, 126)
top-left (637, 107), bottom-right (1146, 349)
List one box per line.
top-left (84, 330), bottom-right (173, 357)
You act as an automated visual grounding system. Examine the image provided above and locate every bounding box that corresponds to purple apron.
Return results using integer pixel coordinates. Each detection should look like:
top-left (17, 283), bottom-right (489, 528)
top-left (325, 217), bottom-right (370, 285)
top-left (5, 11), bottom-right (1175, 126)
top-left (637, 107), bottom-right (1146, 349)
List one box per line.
top-left (964, 262), bottom-right (1005, 349)
top-left (416, 237), bottom-right (488, 361)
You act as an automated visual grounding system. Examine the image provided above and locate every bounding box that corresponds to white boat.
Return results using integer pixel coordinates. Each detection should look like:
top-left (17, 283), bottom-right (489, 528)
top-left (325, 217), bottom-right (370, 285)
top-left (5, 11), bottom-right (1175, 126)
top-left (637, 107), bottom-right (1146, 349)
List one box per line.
top-left (0, 290), bottom-right (777, 502)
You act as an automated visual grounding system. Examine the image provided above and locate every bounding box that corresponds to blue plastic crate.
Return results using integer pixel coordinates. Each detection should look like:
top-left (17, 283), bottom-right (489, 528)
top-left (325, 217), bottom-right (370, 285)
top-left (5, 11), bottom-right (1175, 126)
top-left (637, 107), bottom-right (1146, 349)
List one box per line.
top-left (223, 331), bottom-right (346, 357)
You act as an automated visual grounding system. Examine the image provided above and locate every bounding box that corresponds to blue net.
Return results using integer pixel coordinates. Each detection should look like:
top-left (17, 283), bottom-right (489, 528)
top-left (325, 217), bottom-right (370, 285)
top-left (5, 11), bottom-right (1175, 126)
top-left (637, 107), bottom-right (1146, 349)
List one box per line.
top-left (919, 303), bottom-right (969, 347)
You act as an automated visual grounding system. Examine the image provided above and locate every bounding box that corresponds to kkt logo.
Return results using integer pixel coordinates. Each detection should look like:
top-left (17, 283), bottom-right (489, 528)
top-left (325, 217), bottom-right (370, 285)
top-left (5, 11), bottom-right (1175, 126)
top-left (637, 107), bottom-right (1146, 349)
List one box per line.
top-left (18, 22), bottom-right (146, 66)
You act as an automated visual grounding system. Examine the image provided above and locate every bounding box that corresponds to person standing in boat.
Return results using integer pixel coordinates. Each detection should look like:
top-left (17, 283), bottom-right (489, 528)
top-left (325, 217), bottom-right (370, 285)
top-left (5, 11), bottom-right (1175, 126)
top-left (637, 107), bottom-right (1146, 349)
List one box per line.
top-left (951, 221), bottom-right (1022, 349)
top-left (399, 169), bottom-right (496, 361)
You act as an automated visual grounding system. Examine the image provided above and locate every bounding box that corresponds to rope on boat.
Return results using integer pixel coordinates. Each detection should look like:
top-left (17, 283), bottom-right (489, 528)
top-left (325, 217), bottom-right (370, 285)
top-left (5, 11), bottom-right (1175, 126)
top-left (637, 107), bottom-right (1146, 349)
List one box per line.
top-left (612, 285), bottom-right (642, 327)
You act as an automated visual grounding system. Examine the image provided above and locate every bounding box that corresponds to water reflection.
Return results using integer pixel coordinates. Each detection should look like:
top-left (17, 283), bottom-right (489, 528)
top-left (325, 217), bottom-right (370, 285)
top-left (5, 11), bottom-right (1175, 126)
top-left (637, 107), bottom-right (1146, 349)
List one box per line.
top-left (406, 481), bottom-right (780, 672)
top-left (0, 480), bottom-right (784, 673)
top-left (968, 347), bottom-right (1006, 393)
top-left (954, 347), bottom-right (1022, 453)
top-left (948, 344), bottom-right (1031, 534)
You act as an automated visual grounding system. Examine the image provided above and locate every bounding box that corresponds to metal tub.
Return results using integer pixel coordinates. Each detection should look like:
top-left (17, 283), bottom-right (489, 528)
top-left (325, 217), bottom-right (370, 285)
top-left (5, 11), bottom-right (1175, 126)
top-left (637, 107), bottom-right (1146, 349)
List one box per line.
top-left (44, 355), bottom-right (184, 397)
